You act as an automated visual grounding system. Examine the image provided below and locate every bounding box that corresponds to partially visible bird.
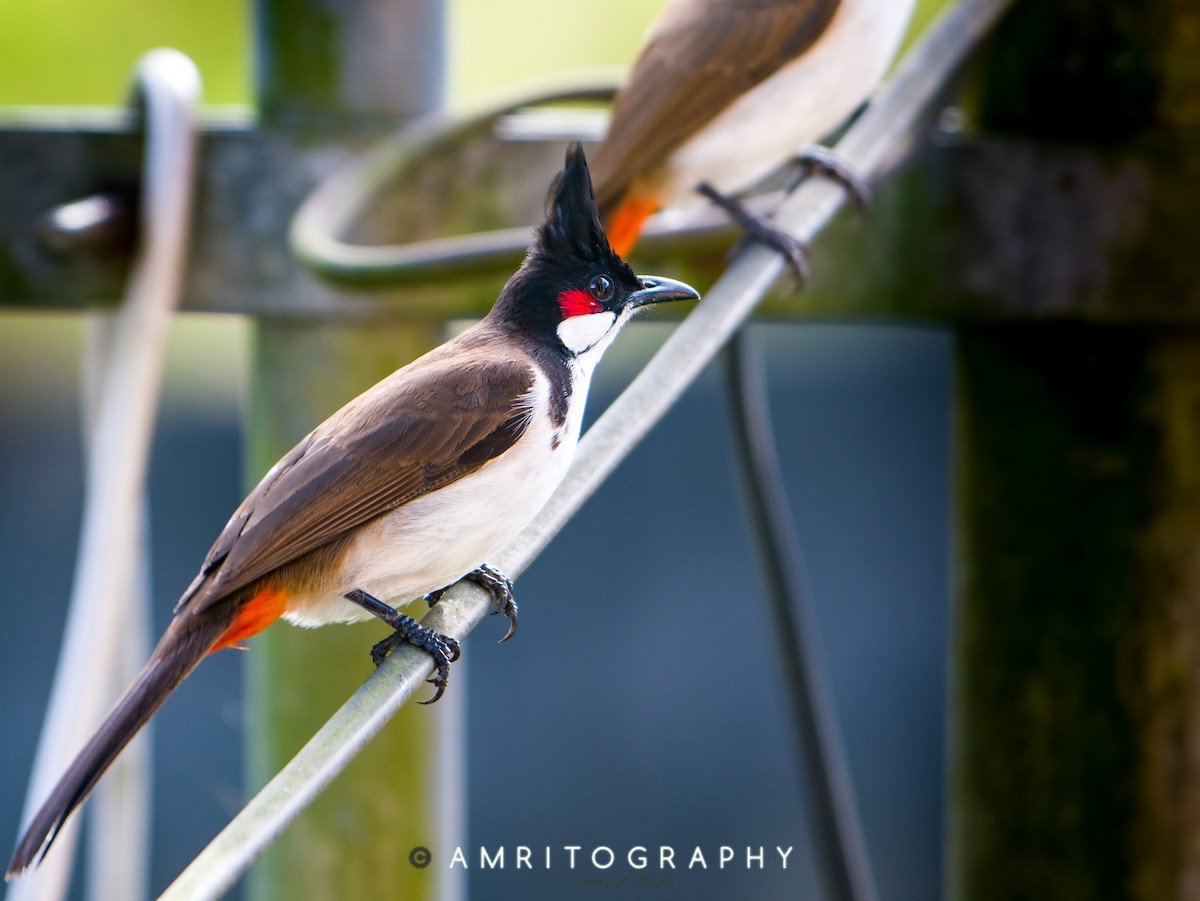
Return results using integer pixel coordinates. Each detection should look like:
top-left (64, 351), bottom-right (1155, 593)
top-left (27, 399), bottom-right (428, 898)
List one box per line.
top-left (589, 0), bottom-right (916, 258)
top-left (6, 143), bottom-right (698, 879)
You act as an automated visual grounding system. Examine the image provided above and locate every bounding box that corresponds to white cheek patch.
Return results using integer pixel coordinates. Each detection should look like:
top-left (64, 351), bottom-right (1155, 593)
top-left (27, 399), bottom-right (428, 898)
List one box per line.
top-left (557, 311), bottom-right (616, 355)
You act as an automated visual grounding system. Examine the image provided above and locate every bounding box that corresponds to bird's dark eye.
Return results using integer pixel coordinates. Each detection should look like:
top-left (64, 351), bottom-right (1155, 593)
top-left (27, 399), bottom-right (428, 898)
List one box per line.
top-left (589, 275), bottom-right (614, 301)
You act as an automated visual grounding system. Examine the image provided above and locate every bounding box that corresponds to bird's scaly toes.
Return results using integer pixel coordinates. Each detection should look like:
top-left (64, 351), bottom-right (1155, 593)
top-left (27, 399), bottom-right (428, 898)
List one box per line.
top-left (787, 144), bottom-right (872, 212)
top-left (465, 563), bottom-right (519, 643)
top-left (345, 588), bottom-right (462, 704)
top-left (698, 181), bottom-right (811, 284)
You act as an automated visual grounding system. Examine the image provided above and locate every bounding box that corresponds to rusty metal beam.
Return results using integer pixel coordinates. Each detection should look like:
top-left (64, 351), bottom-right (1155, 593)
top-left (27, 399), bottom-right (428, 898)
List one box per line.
top-left (4, 121), bottom-right (1200, 323)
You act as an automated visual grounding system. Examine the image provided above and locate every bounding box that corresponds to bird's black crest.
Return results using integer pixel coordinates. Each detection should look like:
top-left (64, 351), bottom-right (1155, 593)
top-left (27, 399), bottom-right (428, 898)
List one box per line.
top-left (532, 143), bottom-right (636, 281)
top-left (487, 143), bottom-right (642, 363)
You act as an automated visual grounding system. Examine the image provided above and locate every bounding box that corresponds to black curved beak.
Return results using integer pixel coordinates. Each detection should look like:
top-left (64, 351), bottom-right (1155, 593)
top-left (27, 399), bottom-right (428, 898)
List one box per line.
top-left (626, 275), bottom-right (700, 310)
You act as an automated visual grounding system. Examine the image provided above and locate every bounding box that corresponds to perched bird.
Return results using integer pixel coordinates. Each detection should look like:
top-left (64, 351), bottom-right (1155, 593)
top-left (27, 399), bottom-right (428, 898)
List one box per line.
top-left (589, 0), bottom-right (916, 258)
top-left (7, 143), bottom-right (698, 877)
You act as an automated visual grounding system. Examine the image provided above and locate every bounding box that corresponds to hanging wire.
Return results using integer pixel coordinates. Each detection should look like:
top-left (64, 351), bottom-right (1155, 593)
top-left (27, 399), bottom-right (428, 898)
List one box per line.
top-left (9, 49), bottom-right (201, 901)
top-left (724, 329), bottom-right (878, 901)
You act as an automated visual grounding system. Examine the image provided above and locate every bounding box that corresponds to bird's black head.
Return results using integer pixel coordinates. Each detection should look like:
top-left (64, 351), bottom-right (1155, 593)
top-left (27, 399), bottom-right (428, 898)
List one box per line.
top-left (491, 143), bottom-right (698, 361)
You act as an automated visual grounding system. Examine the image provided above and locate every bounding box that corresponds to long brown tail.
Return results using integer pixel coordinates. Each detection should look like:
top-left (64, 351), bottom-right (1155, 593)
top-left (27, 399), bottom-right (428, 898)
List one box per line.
top-left (6, 611), bottom-right (229, 878)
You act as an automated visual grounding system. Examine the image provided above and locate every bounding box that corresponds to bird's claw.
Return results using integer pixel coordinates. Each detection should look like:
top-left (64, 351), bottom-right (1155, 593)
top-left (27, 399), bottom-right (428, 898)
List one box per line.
top-left (466, 563), bottom-right (519, 643)
top-left (698, 182), bottom-right (811, 284)
top-left (787, 144), bottom-right (872, 212)
top-left (345, 588), bottom-right (461, 704)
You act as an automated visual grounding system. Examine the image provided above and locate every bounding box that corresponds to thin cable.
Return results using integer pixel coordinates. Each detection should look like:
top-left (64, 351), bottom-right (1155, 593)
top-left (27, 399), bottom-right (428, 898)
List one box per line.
top-left (8, 49), bottom-right (200, 901)
top-left (724, 329), bottom-right (878, 901)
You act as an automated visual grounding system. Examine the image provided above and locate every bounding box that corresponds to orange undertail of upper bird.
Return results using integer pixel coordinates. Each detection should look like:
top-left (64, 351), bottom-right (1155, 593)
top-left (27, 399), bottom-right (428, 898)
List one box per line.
top-left (604, 193), bottom-right (660, 258)
top-left (211, 586), bottom-right (288, 652)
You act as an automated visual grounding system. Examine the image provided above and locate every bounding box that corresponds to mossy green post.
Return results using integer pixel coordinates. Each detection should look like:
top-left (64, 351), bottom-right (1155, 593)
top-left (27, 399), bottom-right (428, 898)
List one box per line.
top-left (245, 1), bottom-right (455, 898)
top-left (948, 1), bottom-right (1200, 898)
top-left (245, 324), bottom-right (449, 900)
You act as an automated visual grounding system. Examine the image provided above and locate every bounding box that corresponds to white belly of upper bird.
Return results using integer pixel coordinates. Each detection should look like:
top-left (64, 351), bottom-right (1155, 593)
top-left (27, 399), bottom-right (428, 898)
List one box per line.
top-left (664, 0), bottom-right (915, 207)
top-left (281, 362), bottom-right (590, 627)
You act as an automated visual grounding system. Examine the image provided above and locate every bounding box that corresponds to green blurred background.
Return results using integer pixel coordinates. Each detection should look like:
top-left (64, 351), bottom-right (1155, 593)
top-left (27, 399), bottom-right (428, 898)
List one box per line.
top-left (0, 0), bottom-right (944, 108)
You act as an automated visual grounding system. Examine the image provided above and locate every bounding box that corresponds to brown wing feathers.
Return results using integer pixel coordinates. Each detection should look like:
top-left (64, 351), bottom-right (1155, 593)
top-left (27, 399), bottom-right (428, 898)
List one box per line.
top-left (180, 353), bottom-right (535, 615)
top-left (590, 0), bottom-right (841, 217)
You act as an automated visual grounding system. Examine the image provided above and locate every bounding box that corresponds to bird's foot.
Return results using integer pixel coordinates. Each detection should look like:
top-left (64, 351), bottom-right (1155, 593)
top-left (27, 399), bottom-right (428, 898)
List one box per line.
top-left (424, 564), bottom-right (519, 643)
top-left (697, 181), bottom-right (810, 283)
top-left (344, 588), bottom-right (461, 704)
top-left (786, 144), bottom-right (872, 212)
top-left (467, 563), bottom-right (519, 643)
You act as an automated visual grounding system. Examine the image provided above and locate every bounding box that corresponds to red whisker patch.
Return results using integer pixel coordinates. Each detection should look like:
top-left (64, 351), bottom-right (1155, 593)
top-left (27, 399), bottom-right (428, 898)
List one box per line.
top-left (558, 288), bottom-right (602, 319)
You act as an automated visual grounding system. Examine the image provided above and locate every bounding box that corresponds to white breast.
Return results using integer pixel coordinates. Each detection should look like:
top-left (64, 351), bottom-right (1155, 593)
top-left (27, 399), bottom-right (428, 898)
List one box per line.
top-left (662, 0), bottom-right (915, 207)
top-left (283, 364), bottom-right (590, 627)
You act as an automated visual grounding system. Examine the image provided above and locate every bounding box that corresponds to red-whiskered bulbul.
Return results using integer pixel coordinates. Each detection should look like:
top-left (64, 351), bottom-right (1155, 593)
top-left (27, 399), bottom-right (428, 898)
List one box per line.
top-left (589, 0), bottom-right (915, 258)
top-left (7, 143), bottom-right (698, 878)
